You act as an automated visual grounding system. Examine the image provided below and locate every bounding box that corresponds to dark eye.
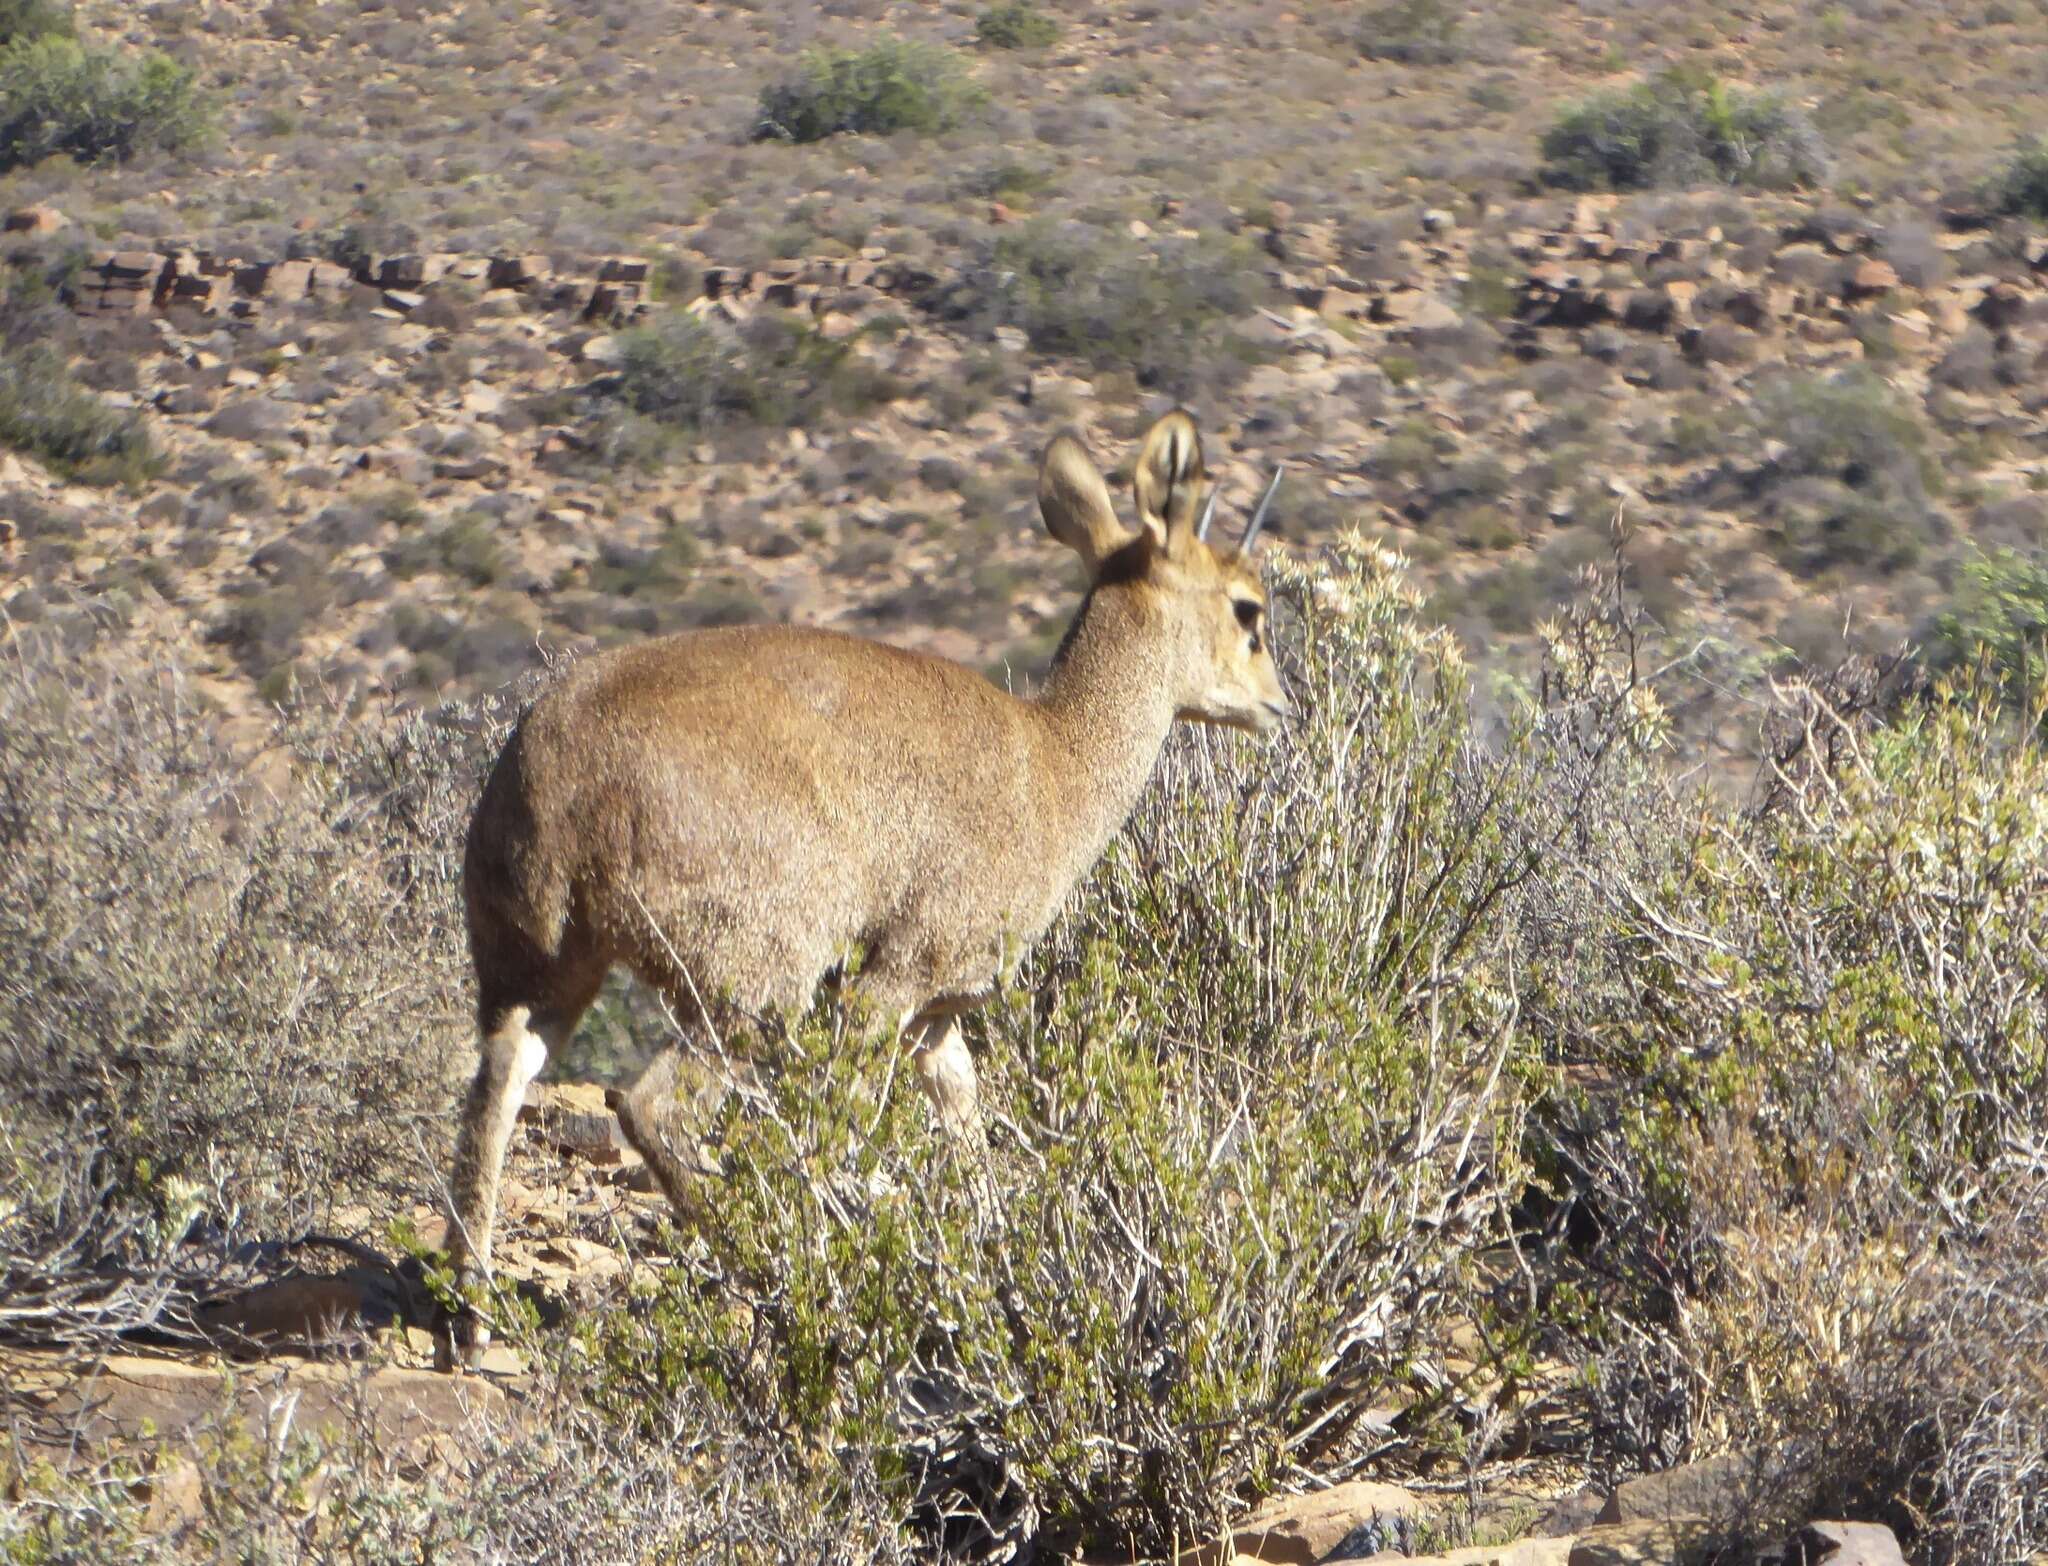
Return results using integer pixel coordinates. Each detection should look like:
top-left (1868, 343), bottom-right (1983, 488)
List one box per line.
top-left (1233, 598), bottom-right (1264, 650)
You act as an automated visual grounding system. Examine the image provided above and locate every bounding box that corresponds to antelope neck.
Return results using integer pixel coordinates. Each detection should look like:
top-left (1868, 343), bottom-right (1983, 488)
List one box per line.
top-left (1033, 579), bottom-right (1179, 843)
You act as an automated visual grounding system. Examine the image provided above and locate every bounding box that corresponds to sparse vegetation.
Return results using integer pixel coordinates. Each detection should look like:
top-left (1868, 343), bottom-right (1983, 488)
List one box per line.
top-left (1541, 68), bottom-right (1830, 191)
top-left (1358, 0), bottom-right (1462, 65)
top-left (598, 311), bottom-right (901, 460)
top-left (0, 342), bottom-right (158, 486)
top-left (1986, 134), bottom-right (2048, 219)
top-left (976, 1), bottom-right (1060, 50)
top-left (0, 33), bottom-right (210, 172)
top-left (1748, 368), bottom-right (1939, 575)
top-left (755, 37), bottom-right (983, 143)
top-left (966, 220), bottom-right (1267, 395)
top-left (0, 0), bottom-right (72, 45)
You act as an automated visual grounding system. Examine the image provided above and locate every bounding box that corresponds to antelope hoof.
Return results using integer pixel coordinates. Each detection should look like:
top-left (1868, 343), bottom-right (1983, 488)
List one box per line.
top-left (432, 1269), bottom-right (492, 1373)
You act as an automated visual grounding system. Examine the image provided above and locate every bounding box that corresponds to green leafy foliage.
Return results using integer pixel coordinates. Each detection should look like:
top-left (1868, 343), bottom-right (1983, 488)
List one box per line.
top-left (1987, 135), bottom-right (2048, 219)
top-left (1540, 67), bottom-right (1829, 191)
top-left (755, 37), bottom-right (984, 143)
top-left (977, 1), bottom-right (1060, 49)
top-left (0, 0), bottom-right (73, 45)
top-left (1926, 547), bottom-right (2048, 715)
top-left (0, 34), bottom-right (211, 172)
top-left (0, 342), bottom-right (159, 486)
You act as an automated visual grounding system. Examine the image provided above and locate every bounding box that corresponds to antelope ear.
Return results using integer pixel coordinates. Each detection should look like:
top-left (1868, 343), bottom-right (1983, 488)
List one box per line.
top-left (1132, 409), bottom-right (1205, 553)
top-left (1039, 432), bottom-right (1142, 571)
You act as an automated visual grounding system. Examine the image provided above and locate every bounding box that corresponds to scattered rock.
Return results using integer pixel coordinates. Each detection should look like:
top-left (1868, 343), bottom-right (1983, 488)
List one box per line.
top-left (520, 1080), bottom-right (630, 1161)
top-left (1841, 258), bottom-right (1900, 300)
top-left (203, 397), bottom-right (298, 443)
top-left (4, 204), bottom-right (67, 236)
top-left (1361, 1540), bottom-right (1575, 1566)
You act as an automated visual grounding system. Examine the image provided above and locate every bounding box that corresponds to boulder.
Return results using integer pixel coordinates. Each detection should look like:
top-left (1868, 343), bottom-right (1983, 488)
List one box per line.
top-left (1534, 1487), bottom-right (1607, 1537)
top-left (1597, 1452), bottom-right (1771, 1528)
top-left (1790, 1522), bottom-right (1907, 1566)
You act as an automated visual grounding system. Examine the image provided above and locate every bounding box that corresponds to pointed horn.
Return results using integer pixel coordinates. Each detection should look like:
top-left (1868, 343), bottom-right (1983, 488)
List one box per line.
top-left (1193, 483), bottom-right (1220, 543)
top-left (1240, 464), bottom-right (1284, 552)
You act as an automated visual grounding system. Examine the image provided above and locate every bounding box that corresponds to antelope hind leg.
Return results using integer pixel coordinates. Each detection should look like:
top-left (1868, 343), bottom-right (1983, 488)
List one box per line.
top-left (438, 1007), bottom-right (551, 1371)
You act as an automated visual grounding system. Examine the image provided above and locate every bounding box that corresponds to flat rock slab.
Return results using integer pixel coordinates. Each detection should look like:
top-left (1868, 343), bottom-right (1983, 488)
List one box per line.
top-left (1350, 1537), bottom-right (1575, 1565)
top-left (19, 1354), bottom-right (521, 1456)
top-left (1568, 1519), bottom-right (1721, 1566)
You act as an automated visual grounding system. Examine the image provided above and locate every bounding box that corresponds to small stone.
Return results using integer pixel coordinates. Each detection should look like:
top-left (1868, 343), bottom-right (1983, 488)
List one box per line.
top-left (381, 288), bottom-right (426, 313)
top-left (1841, 257), bottom-right (1899, 300)
top-left (578, 333), bottom-right (624, 367)
top-left (1421, 207), bottom-right (1455, 233)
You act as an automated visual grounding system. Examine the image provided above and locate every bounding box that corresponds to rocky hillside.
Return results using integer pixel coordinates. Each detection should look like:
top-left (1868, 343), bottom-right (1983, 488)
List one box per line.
top-left (5, 0), bottom-right (2048, 757)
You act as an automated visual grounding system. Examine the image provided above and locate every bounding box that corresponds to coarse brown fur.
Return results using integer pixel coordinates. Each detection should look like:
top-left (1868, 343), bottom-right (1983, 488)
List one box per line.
top-left (438, 411), bottom-right (1288, 1368)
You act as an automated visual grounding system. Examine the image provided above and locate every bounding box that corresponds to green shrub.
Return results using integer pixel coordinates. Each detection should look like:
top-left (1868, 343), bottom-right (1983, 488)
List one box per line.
top-left (976, 1), bottom-right (1059, 49)
top-left (598, 311), bottom-right (900, 461)
top-left (1986, 135), bottom-right (2048, 220)
top-left (1522, 652), bottom-right (2048, 1563)
top-left (967, 219), bottom-right (1266, 395)
top-left (1925, 547), bottom-right (2048, 714)
top-left (0, 0), bottom-right (72, 45)
top-left (755, 37), bottom-right (983, 143)
top-left (0, 343), bottom-right (158, 486)
top-left (1358, 0), bottom-right (1460, 65)
top-left (1540, 67), bottom-right (1829, 191)
top-left (0, 34), bottom-right (211, 172)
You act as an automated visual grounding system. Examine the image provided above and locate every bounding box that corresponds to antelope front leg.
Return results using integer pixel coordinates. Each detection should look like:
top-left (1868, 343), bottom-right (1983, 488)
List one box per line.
top-left (905, 1014), bottom-right (983, 1148)
top-left (903, 1013), bottom-right (996, 1224)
